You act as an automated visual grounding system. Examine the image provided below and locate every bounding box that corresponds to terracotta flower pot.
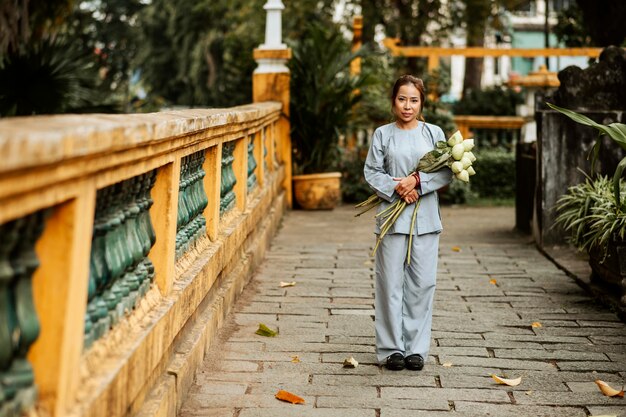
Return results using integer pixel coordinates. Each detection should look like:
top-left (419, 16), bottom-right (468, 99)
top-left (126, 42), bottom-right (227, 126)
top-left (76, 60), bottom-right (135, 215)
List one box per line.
top-left (292, 172), bottom-right (341, 210)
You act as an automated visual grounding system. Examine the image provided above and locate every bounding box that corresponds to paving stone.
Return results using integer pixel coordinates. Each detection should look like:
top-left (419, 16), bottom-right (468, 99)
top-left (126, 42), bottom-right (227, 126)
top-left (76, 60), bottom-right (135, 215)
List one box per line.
top-left (453, 402), bottom-right (587, 417)
top-left (381, 387), bottom-right (510, 403)
top-left (556, 361), bottom-right (626, 372)
top-left (311, 374), bottom-right (437, 387)
top-left (316, 396), bottom-right (450, 410)
top-left (239, 409), bottom-right (376, 417)
top-left (586, 406), bottom-right (626, 417)
top-left (438, 355), bottom-right (556, 370)
top-left (493, 348), bottom-right (608, 361)
top-left (438, 374), bottom-right (571, 392)
top-left (514, 391), bottom-right (625, 406)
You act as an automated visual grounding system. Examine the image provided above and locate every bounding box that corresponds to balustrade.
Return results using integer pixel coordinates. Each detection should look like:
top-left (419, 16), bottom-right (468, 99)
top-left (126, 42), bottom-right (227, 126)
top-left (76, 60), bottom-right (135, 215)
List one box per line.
top-left (247, 134), bottom-right (258, 192)
top-left (220, 142), bottom-right (237, 215)
top-left (85, 172), bottom-right (156, 347)
top-left (0, 210), bottom-right (48, 417)
top-left (176, 152), bottom-right (209, 258)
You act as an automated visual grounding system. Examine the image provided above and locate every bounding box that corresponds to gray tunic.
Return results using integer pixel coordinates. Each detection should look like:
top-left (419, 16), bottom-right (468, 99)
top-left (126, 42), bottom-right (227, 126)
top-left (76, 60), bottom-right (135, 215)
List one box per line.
top-left (364, 122), bottom-right (453, 235)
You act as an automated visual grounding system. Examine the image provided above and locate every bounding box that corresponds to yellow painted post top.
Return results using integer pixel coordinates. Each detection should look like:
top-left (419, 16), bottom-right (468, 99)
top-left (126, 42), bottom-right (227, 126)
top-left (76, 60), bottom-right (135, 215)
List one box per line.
top-left (382, 39), bottom-right (605, 58)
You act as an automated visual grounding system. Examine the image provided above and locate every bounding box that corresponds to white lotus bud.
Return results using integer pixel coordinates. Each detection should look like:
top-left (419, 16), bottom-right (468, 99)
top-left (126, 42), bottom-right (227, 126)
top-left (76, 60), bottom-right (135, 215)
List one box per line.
top-left (465, 151), bottom-right (476, 162)
top-left (467, 166), bottom-right (476, 176)
top-left (462, 139), bottom-right (475, 151)
top-left (452, 144), bottom-right (465, 160)
top-left (447, 130), bottom-right (463, 147)
top-left (456, 170), bottom-right (470, 182)
top-left (460, 156), bottom-right (472, 169)
top-left (451, 161), bottom-right (464, 174)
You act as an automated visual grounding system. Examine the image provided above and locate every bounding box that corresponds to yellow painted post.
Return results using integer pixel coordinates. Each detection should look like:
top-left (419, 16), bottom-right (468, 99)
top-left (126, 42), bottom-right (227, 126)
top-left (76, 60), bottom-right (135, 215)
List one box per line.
top-left (253, 68), bottom-right (291, 206)
top-left (253, 0), bottom-right (292, 207)
top-left (148, 159), bottom-right (180, 295)
top-left (427, 54), bottom-right (440, 101)
top-left (347, 15), bottom-right (363, 151)
top-left (233, 138), bottom-right (248, 212)
top-left (204, 144), bottom-right (221, 241)
top-left (29, 182), bottom-right (96, 417)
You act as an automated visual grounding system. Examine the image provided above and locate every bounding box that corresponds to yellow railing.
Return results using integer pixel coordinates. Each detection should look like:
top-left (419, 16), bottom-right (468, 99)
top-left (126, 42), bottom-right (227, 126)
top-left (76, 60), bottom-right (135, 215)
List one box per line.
top-left (453, 115), bottom-right (526, 141)
top-left (0, 102), bottom-right (289, 417)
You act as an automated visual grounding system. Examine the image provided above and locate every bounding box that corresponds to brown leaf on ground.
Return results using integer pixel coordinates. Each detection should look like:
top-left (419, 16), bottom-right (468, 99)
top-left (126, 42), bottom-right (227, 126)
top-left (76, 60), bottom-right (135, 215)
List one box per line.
top-left (275, 390), bottom-right (305, 404)
top-left (280, 281), bottom-right (296, 287)
top-left (442, 362), bottom-right (453, 367)
top-left (291, 355), bottom-right (300, 363)
top-left (531, 322), bottom-right (542, 328)
top-left (489, 279), bottom-right (497, 285)
top-left (594, 380), bottom-right (625, 397)
top-left (491, 374), bottom-right (522, 386)
top-left (451, 246), bottom-right (461, 252)
top-left (343, 357), bottom-right (359, 368)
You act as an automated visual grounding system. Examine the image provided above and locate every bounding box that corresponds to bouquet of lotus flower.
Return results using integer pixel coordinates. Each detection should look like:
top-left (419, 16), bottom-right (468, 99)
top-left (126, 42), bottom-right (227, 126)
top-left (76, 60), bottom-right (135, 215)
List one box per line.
top-left (356, 130), bottom-right (476, 262)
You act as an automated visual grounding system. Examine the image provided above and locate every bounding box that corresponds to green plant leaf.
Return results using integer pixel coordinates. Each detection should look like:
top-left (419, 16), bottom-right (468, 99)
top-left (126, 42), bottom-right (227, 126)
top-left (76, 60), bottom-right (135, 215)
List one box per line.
top-left (614, 156), bottom-right (626, 210)
top-left (255, 323), bottom-right (278, 337)
top-left (547, 102), bottom-right (626, 149)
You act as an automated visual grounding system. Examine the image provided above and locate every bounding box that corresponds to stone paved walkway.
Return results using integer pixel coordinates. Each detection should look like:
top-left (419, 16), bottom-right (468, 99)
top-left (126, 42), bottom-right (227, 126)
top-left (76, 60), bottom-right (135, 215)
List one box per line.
top-left (179, 205), bottom-right (626, 417)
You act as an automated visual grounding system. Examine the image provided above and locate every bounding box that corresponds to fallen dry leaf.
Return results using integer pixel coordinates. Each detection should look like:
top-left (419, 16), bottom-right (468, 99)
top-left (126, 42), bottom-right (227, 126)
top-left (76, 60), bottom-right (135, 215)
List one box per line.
top-left (275, 389), bottom-right (305, 404)
top-left (531, 322), bottom-right (542, 328)
top-left (489, 279), bottom-right (497, 285)
top-left (255, 323), bottom-right (278, 337)
top-left (525, 390), bottom-right (533, 396)
top-left (491, 374), bottom-right (522, 387)
top-left (280, 281), bottom-right (296, 287)
top-left (442, 362), bottom-right (453, 367)
top-left (595, 380), bottom-right (625, 397)
top-left (343, 357), bottom-right (359, 368)
top-left (451, 246), bottom-right (462, 252)
top-left (291, 355), bottom-right (300, 363)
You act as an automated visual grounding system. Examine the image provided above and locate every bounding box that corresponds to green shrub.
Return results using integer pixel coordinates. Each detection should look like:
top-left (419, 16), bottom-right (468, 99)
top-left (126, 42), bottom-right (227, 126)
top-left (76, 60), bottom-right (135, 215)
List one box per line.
top-left (452, 86), bottom-right (522, 116)
top-left (341, 147), bottom-right (372, 203)
top-left (470, 149), bottom-right (515, 198)
top-left (440, 180), bottom-right (477, 205)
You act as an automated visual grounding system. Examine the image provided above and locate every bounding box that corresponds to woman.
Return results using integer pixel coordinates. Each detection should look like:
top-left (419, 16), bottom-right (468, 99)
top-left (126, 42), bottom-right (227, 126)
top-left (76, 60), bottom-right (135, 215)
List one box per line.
top-left (364, 75), bottom-right (452, 371)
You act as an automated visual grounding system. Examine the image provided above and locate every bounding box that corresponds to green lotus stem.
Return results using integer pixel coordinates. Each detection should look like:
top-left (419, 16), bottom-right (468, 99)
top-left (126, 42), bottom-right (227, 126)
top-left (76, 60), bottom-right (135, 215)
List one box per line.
top-left (355, 194), bottom-right (380, 208)
top-left (379, 202), bottom-right (404, 236)
top-left (406, 199), bottom-right (421, 265)
top-left (375, 200), bottom-right (401, 219)
top-left (371, 201), bottom-right (406, 257)
top-left (355, 199), bottom-right (382, 217)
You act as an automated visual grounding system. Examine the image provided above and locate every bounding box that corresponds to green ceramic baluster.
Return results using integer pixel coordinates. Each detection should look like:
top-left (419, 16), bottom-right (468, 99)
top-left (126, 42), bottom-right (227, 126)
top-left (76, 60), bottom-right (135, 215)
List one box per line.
top-left (247, 135), bottom-right (258, 192)
top-left (0, 221), bottom-right (18, 372)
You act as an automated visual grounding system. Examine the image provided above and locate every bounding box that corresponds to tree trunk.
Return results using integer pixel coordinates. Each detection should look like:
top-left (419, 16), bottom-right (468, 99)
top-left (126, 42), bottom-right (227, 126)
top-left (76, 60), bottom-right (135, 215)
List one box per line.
top-left (462, 0), bottom-right (491, 97)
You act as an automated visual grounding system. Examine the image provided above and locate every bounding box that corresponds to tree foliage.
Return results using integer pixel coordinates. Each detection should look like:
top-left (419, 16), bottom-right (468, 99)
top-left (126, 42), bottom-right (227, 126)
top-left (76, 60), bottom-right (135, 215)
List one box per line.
top-left (555, 0), bottom-right (626, 47)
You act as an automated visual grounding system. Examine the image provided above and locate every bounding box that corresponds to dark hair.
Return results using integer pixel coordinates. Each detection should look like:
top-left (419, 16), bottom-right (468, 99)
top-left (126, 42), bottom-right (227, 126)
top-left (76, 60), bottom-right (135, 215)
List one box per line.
top-left (391, 75), bottom-right (426, 123)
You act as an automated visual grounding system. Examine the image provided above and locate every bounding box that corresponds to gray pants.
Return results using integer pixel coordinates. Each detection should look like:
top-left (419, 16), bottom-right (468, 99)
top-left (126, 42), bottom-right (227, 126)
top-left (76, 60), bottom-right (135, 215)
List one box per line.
top-left (374, 232), bottom-right (439, 364)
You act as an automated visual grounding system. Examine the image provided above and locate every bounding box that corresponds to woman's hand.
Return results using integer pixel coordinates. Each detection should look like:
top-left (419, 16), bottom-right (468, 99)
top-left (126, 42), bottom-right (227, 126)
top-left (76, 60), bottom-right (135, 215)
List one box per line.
top-left (393, 175), bottom-right (418, 197)
top-left (402, 189), bottom-right (419, 204)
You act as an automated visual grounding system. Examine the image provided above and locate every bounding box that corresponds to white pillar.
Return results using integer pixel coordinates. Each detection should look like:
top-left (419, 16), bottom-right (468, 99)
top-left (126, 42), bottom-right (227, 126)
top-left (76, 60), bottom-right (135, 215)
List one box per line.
top-left (255, 0), bottom-right (289, 74)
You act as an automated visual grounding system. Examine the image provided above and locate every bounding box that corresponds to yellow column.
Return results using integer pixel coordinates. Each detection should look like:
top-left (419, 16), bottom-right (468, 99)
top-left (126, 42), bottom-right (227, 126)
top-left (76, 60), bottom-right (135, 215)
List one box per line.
top-left (29, 181), bottom-right (95, 416)
top-left (252, 50), bottom-right (292, 207)
top-left (149, 159), bottom-right (180, 295)
top-left (203, 144), bottom-right (222, 241)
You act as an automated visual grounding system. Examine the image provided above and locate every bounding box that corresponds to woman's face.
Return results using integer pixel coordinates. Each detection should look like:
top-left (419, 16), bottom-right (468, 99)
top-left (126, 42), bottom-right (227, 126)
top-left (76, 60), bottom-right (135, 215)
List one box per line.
top-left (393, 83), bottom-right (422, 124)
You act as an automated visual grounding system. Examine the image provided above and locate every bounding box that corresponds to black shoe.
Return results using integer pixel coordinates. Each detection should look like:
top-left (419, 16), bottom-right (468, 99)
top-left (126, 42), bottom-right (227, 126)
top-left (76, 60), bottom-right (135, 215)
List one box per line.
top-left (385, 353), bottom-right (405, 370)
top-left (404, 354), bottom-right (424, 370)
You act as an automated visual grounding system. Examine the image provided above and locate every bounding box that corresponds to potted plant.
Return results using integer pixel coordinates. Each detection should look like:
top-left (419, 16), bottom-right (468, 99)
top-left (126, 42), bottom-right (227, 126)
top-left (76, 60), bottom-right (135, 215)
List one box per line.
top-left (550, 103), bottom-right (626, 304)
top-left (288, 21), bottom-right (368, 209)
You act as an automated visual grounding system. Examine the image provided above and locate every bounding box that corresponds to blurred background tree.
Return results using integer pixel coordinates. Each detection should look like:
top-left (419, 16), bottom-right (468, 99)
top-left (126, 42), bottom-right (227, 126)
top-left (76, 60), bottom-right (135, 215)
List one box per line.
top-left (554, 0), bottom-right (626, 47)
